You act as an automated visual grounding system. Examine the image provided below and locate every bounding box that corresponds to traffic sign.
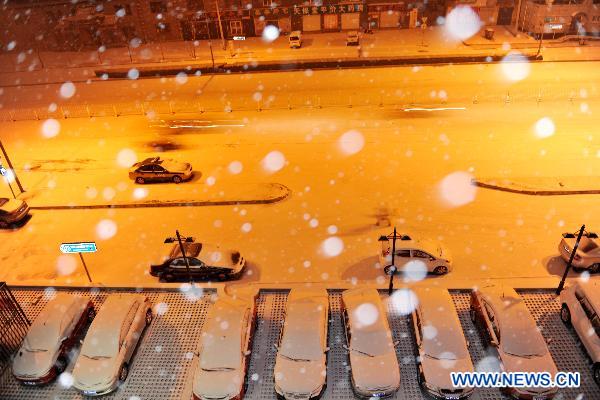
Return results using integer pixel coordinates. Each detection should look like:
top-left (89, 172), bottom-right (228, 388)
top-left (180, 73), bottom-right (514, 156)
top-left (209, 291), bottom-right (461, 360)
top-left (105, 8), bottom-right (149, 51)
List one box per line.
top-left (60, 242), bottom-right (97, 254)
top-left (0, 166), bottom-right (6, 176)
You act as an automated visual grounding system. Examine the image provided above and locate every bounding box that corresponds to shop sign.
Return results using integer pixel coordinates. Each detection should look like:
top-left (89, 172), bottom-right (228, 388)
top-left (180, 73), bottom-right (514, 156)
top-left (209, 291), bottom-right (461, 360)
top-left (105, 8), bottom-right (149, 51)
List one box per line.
top-left (293, 4), bottom-right (364, 15)
top-left (253, 7), bottom-right (290, 17)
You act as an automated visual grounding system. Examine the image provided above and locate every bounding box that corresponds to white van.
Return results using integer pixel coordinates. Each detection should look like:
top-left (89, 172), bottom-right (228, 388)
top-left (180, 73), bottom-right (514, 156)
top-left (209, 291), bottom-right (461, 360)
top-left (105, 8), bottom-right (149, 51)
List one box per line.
top-left (289, 31), bottom-right (302, 49)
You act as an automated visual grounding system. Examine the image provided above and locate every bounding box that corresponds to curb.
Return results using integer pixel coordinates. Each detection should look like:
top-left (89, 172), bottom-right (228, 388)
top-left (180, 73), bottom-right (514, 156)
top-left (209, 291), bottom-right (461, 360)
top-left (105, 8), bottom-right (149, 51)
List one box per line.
top-left (473, 180), bottom-right (600, 196)
top-left (95, 53), bottom-right (543, 78)
top-left (28, 183), bottom-right (291, 210)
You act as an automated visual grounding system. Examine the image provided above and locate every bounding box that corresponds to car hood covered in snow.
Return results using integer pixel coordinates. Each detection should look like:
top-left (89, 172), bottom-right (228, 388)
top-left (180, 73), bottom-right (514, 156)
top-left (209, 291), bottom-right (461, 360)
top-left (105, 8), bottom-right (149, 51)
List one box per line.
top-left (12, 347), bottom-right (56, 378)
top-left (421, 354), bottom-right (473, 391)
top-left (72, 354), bottom-right (117, 391)
top-left (350, 351), bottom-right (400, 393)
top-left (193, 368), bottom-right (243, 400)
top-left (274, 356), bottom-right (325, 397)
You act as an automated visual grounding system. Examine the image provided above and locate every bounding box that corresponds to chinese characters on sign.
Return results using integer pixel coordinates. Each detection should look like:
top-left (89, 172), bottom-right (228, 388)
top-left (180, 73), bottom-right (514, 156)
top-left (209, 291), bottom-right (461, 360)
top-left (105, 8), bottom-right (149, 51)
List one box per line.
top-left (253, 7), bottom-right (290, 17)
top-left (292, 4), bottom-right (364, 15)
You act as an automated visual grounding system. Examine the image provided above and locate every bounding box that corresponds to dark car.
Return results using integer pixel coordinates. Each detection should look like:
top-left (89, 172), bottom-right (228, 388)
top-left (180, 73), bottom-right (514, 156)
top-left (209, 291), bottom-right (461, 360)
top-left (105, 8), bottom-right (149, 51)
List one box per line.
top-left (150, 241), bottom-right (246, 282)
top-left (129, 157), bottom-right (193, 184)
top-left (0, 197), bottom-right (29, 228)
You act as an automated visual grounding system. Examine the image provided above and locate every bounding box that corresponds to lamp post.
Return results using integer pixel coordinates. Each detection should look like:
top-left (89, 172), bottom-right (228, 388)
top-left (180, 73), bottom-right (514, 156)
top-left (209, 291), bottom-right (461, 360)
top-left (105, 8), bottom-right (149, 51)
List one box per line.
top-left (215, 0), bottom-right (226, 50)
top-left (205, 18), bottom-right (216, 70)
top-left (379, 227), bottom-right (399, 295)
top-left (537, 0), bottom-right (553, 57)
top-left (556, 225), bottom-right (585, 295)
top-left (165, 231), bottom-right (195, 284)
top-left (0, 140), bottom-right (24, 195)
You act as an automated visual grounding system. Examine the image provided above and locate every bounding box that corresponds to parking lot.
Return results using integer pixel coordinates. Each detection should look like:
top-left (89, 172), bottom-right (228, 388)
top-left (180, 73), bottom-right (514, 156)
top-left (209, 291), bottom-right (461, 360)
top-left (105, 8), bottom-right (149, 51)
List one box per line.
top-left (1, 287), bottom-right (598, 399)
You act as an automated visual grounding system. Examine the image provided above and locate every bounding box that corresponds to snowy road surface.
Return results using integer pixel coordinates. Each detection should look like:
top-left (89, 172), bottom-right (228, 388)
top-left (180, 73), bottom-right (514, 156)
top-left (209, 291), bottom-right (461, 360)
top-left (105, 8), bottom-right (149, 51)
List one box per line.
top-left (0, 62), bottom-right (598, 290)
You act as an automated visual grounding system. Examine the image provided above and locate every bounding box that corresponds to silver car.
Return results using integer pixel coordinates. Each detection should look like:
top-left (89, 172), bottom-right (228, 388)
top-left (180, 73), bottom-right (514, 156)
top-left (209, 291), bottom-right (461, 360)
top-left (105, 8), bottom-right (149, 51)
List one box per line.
top-left (342, 288), bottom-right (400, 398)
top-left (274, 288), bottom-right (329, 399)
top-left (378, 233), bottom-right (452, 276)
top-left (72, 294), bottom-right (153, 396)
top-left (559, 281), bottom-right (600, 385)
top-left (0, 197), bottom-right (29, 228)
top-left (470, 286), bottom-right (558, 399)
top-left (558, 230), bottom-right (600, 273)
top-left (411, 288), bottom-right (474, 399)
top-left (12, 293), bottom-right (94, 385)
top-left (193, 295), bottom-right (256, 400)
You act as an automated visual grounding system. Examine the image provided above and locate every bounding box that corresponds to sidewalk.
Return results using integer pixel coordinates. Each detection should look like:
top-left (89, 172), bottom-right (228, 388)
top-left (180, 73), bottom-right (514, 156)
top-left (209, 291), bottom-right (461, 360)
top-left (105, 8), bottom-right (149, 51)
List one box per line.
top-left (2, 26), bottom-right (598, 86)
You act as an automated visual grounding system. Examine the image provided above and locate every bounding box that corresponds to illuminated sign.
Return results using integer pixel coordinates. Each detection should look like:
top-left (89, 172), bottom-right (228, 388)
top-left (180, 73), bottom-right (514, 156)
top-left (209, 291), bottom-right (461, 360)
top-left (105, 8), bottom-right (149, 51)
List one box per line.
top-left (60, 242), bottom-right (97, 254)
top-left (233, 36), bottom-right (246, 40)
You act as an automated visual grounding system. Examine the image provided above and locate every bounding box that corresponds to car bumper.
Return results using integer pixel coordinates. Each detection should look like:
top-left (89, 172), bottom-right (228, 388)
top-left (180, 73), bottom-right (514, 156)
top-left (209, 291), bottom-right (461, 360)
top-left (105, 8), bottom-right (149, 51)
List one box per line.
top-left (424, 386), bottom-right (474, 400)
top-left (75, 381), bottom-right (118, 397)
top-left (505, 386), bottom-right (557, 400)
top-left (4, 204), bottom-right (29, 224)
top-left (14, 368), bottom-right (57, 386)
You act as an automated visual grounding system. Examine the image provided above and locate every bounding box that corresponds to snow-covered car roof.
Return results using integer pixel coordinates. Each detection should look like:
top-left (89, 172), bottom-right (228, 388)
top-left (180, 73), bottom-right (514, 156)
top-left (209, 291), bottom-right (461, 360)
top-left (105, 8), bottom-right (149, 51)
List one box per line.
top-left (415, 288), bottom-right (468, 360)
top-left (166, 242), bottom-right (240, 268)
top-left (478, 286), bottom-right (548, 358)
top-left (25, 293), bottom-right (85, 351)
top-left (575, 281), bottom-right (600, 312)
top-left (279, 288), bottom-right (328, 361)
top-left (380, 233), bottom-right (448, 259)
top-left (199, 296), bottom-right (251, 370)
top-left (342, 288), bottom-right (394, 356)
top-left (80, 294), bottom-right (143, 359)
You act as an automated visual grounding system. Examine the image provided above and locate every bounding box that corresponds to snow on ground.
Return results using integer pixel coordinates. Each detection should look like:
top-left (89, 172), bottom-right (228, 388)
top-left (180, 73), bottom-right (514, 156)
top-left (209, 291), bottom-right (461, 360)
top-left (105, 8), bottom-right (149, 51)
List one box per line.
top-left (0, 66), bottom-right (598, 291)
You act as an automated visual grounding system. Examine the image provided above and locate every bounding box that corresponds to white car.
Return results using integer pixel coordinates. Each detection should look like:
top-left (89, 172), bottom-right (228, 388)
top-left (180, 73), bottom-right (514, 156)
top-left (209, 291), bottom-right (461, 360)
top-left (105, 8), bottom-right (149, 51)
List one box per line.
top-left (12, 293), bottom-right (94, 385)
top-left (378, 233), bottom-right (452, 275)
top-left (72, 294), bottom-right (153, 396)
top-left (559, 281), bottom-right (600, 385)
top-left (346, 30), bottom-right (360, 46)
top-left (411, 288), bottom-right (474, 399)
top-left (274, 288), bottom-right (329, 399)
top-left (341, 288), bottom-right (400, 398)
top-left (558, 230), bottom-right (600, 273)
top-left (193, 295), bottom-right (256, 400)
top-left (470, 286), bottom-right (558, 399)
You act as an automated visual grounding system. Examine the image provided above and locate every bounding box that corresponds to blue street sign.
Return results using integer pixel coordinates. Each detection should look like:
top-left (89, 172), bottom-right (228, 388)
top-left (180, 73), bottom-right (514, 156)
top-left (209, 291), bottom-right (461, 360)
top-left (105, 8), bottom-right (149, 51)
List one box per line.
top-left (0, 165), bottom-right (6, 176)
top-left (60, 242), bottom-right (97, 254)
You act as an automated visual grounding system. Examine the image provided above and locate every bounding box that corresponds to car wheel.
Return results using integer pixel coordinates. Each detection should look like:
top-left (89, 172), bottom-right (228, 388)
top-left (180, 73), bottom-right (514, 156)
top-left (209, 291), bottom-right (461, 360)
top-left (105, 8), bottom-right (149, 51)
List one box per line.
top-left (163, 274), bottom-right (174, 282)
top-left (433, 265), bottom-right (448, 275)
top-left (118, 363), bottom-right (129, 382)
top-left (573, 266), bottom-right (585, 273)
top-left (469, 308), bottom-right (477, 323)
top-left (145, 309), bottom-right (153, 326)
top-left (383, 265), bottom-right (396, 276)
top-left (135, 177), bottom-right (145, 184)
top-left (560, 304), bottom-right (571, 325)
top-left (593, 364), bottom-right (600, 386)
top-left (172, 175), bottom-right (182, 184)
top-left (0, 220), bottom-right (8, 229)
top-left (87, 307), bottom-right (96, 323)
top-left (55, 356), bottom-right (67, 373)
top-left (590, 263), bottom-right (600, 274)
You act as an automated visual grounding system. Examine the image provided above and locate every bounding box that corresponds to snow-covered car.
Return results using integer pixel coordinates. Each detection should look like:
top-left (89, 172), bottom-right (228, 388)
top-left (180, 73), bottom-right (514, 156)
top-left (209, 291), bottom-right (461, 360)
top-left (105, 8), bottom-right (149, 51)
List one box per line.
top-left (559, 281), bottom-right (600, 385)
top-left (192, 295), bottom-right (257, 400)
top-left (346, 30), bottom-right (360, 46)
top-left (378, 233), bottom-right (452, 276)
top-left (558, 230), bottom-right (600, 273)
top-left (128, 156), bottom-right (193, 184)
top-left (72, 294), bottom-right (153, 396)
top-left (0, 197), bottom-right (29, 228)
top-left (150, 241), bottom-right (246, 282)
top-left (274, 288), bottom-right (329, 399)
top-left (341, 288), bottom-right (400, 398)
top-left (411, 288), bottom-right (474, 399)
top-left (12, 293), bottom-right (94, 385)
top-left (289, 30), bottom-right (302, 48)
top-left (470, 286), bottom-right (558, 399)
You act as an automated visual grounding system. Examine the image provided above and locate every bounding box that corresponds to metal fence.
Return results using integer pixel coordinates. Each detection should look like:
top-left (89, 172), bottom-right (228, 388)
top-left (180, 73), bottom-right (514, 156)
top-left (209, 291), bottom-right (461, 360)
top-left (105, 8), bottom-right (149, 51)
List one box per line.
top-left (0, 282), bottom-right (30, 378)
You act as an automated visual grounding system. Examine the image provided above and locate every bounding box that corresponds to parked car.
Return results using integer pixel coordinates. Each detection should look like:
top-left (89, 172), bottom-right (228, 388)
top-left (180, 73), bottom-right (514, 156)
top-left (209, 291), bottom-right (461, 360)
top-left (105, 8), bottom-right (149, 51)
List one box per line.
top-left (411, 288), bottom-right (474, 399)
top-left (128, 156), bottom-right (193, 184)
top-left (346, 31), bottom-right (360, 46)
top-left (72, 294), bottom-right (153, 396)
top-left (12, 293), bottom-right (94, 385)
top-left (559, 281), bottom-right (600, 385)
top-left (192, 295), bottom-right (257, 400)
top-left (341, 288), bottom-right (400, 398)
top-left (378, 233), bottom-right (452, 275)
top-left (470, 286), bottom-right (558, 399)
top-left (558, 230), bottom-right (600, 272)
top-left (0, 197), bottom-right (29, 228)
top-left (274, 288), bottom-right (329, 399)
top-left (289, 30), bottom-right (302, 48)
top-left (150, 240), bottom-right (246, 282)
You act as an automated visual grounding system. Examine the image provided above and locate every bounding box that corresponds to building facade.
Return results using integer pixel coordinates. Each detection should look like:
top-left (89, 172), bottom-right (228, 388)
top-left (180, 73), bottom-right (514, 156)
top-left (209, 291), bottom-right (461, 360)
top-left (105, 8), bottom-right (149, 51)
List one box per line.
top-left (517, 0), bottom-right (600, 36)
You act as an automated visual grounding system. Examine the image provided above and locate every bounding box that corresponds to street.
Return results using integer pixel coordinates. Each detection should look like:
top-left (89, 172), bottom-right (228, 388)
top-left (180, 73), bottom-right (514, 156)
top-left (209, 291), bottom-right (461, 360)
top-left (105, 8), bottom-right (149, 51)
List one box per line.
top-left (0, 60), bottom-right (598, 290)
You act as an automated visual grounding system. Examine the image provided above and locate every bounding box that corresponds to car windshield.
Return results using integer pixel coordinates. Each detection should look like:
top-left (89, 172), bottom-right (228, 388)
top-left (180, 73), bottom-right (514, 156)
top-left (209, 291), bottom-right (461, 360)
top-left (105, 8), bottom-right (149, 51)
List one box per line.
top-left (350, 330), bottom-right (393, 357)
top-left (80, 328), bottom-right (119, 359)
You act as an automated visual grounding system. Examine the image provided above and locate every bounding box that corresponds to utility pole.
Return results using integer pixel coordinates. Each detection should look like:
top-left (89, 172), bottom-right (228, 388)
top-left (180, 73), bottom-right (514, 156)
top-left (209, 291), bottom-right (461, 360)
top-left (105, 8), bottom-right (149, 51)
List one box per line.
top-left (388, 227), bottom-right (398, 295)
top-left (556, 225), bottom-right (585, 295)
top-left (206, 18), bottom-right (215, 70)
top-left (0, 140), bottom-right (24, 194)
top-left (175, 230), bottom-right (194, 284)
top-left (215, 0), bottom-right (226, 50)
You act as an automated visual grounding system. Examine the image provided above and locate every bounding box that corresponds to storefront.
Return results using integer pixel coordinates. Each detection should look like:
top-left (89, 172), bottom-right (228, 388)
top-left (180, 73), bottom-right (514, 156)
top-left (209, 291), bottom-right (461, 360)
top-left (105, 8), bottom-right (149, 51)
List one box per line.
top-left (252, 7), bottom-right (292, 35)
top-left (367, 3), bottom-right (413, 29)
top-left (292, 4), bottom-right (366, 32)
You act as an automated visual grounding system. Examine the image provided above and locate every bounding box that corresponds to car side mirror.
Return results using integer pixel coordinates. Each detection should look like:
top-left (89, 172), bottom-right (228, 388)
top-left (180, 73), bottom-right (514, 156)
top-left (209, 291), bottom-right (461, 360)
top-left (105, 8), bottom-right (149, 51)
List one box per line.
top-left (272, 344), bottom-right (279, 351)
top-left (466, 340), bottom-right (470, 348)
top-left (393, 340), bottom-right (400, 348)
top-left (79, 339), bottom-right (84, 345)
top-left (60, 336), bottom-right (68, 342)
top-left (490, 339), bottom-right (499, 348)
top-left (244, 350), bottom-right (251, 356)
top-left (325, 346), bottom-right (330, 352)
top-left (342, 344), bottom-right (349, 351)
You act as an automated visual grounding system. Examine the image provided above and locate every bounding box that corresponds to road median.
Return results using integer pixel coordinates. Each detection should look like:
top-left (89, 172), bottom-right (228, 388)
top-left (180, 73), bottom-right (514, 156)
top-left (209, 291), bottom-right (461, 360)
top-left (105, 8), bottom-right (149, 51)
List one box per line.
top-left (474, 177), bottom-right (600, 195)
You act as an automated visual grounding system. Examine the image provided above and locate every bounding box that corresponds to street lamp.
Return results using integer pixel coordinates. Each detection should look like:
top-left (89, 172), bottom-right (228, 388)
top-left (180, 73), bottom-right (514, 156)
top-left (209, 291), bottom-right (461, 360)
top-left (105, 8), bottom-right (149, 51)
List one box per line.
top-left (164, 230), bottom-right (195, 283)
top-left (536, 0), bottom-right (554, 57)
top-left (556, 225), bottom-right (585, 295)
top-left (379, 227), bottom-right (400, 295)
top-left (0, 139), bottom-right (25, 197)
